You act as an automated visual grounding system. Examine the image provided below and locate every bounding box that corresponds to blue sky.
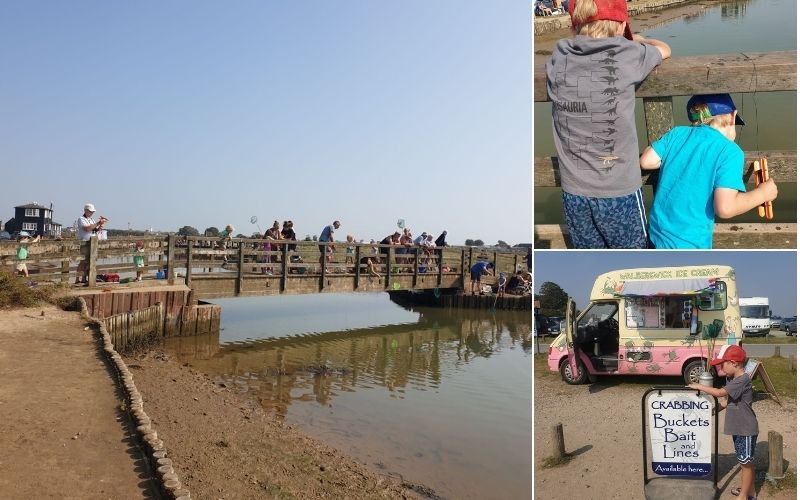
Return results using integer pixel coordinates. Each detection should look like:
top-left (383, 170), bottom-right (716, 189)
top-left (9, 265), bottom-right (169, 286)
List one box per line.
top-left (1, 1), bottom-right (530, 245)
top-left (534, 251), bottom-right (797, 317)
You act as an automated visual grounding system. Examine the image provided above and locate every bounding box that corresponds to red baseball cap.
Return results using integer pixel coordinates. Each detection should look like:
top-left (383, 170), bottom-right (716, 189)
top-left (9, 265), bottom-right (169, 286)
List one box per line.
top-left (710, 345), bottom-right (747, 366)
top-left (569, 0), bottom-right (634, 40)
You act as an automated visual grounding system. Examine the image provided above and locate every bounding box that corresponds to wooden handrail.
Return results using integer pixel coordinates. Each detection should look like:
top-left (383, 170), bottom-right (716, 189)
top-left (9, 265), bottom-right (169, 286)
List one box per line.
top-left (534, 51), bottom-right (797, 102)
top-left (534, 150), bottom-right (797, 187)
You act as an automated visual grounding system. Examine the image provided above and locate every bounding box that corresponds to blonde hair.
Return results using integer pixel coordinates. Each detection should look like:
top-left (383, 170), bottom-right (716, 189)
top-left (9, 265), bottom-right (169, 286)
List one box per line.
top-left (689, 103), bottom-right (734, 128)
top-left (572, 0), bottom-right (622, 38)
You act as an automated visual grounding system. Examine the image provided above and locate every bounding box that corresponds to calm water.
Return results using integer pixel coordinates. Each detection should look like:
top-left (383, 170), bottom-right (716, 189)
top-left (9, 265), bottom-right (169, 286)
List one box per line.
top-left (162, 293), bottom-right (532, 499)
top-left (534, 0), bottom-right (797, 223)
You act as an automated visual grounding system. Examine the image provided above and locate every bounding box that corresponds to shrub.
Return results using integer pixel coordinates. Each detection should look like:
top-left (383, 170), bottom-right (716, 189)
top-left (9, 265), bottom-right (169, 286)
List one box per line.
top-left (0, 271), bottom-right (70, 308)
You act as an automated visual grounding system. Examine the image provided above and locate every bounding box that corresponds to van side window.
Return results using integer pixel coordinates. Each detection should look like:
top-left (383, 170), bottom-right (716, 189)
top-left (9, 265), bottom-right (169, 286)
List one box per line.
top-left (698, 281), bottom-right (727, 311)
top-left (625, 296), bottom-right (693, 329)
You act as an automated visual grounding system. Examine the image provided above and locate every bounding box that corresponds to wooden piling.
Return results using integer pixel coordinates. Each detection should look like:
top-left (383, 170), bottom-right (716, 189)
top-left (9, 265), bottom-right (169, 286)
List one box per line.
top-left (552, 423), bottom-right (566, 460)
top-left (768, 431), bottom-right (784, 478)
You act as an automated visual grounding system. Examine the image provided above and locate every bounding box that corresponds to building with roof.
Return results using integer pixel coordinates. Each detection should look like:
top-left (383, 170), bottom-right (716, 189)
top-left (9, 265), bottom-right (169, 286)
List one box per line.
top-left (5, 202), bottom-right (62, 238)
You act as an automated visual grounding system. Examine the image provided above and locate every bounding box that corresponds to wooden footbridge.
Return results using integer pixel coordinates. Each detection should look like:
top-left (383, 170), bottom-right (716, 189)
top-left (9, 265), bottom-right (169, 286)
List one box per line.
top-left (534, 50), bottom-right (797, 248)
top-left (1, 236), bottom-right (529, 300)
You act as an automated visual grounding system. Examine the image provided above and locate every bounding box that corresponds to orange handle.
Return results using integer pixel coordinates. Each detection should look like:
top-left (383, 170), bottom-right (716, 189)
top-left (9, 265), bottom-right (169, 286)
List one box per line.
top-left (754, 160), bottom-right (765, 218)
top-left (761, 158), bottom-right (773, 219)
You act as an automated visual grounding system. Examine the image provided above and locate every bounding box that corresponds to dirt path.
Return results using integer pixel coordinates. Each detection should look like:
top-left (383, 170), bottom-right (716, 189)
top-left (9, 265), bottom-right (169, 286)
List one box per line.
top-left (533, 358), bottom-right (796, 500)
top-left (0, 304), bottom-right (421, 499)
top-left (0, 305), bottom-right (159, 499)
top-left (126, 349), bottom-right (423, 499)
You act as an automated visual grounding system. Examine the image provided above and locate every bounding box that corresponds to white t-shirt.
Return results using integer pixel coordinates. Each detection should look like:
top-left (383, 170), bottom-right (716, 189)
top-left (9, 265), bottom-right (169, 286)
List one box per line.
top-left (78, 215), bottom-right (96, 241)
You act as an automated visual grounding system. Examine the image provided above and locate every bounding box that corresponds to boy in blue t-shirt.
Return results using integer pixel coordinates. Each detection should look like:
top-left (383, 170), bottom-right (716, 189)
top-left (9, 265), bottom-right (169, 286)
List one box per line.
top-left (640, 94), bottom-right (777, 248)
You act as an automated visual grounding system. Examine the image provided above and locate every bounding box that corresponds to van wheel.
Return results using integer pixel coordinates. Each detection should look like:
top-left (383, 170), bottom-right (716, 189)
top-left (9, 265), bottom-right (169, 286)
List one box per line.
top-left (683, 360), bottom-right (706, 385)
top-left (560, 358), bottom-right (588, 385)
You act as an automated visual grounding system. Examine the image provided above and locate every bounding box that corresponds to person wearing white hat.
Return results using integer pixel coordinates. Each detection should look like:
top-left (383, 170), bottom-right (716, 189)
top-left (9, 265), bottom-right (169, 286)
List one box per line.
top-left (75, 203), bottom-right (108, 285)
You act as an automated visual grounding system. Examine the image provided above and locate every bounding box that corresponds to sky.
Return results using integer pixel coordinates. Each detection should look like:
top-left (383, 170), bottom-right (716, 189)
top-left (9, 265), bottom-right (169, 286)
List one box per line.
top-left (0, 1), bottom-right (531, 246)
top-left (533, 251), bottom-right (798, 317)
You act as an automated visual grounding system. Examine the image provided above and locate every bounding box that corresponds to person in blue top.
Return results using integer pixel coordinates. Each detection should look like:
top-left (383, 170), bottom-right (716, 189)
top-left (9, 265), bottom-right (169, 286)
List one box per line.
top-left (640, 94), bottom-right (778, 248)
top-left (318, 220), bottom-right (340, 269)
top-left (470, 261), bottom-right (494, 295)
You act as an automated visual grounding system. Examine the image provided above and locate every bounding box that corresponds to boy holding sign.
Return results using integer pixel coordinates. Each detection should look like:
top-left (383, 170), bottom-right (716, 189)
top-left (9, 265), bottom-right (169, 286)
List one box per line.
top-left (689, 345), bottom-right (759, 500)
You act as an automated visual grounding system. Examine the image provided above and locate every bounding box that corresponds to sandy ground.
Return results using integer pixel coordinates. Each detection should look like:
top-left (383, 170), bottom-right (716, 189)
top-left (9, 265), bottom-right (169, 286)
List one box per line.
top-left (0, 305), bottom-right (159, 499)
top-left (533, 357), bottom-right (797, 500)
top-left (0, 305), bottom-right (422, 499)
top-left (126, 348), bottom-right (424, 499)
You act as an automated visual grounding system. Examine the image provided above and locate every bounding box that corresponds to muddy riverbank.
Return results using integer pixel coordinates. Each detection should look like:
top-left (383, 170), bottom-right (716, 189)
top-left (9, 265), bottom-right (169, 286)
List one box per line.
top-left (126, 348), bottom-right (426, 499)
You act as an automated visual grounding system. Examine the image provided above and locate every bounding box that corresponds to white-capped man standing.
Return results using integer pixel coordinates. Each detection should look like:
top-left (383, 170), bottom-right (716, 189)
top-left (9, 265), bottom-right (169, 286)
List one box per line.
top-left (76, 203), bottom-right (108, 285)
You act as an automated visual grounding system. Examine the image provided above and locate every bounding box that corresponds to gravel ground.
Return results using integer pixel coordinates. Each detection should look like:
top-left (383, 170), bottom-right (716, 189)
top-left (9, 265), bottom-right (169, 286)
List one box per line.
top-left (533, 357), bottom-right (796, 500)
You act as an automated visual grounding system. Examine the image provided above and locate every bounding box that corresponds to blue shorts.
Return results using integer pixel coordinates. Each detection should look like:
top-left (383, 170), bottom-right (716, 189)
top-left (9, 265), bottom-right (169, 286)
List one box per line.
top-left (470, 271), bottom-right (482, 281)
top-left (562, 189), bottom-right (648, 249)
top-left (732, 435), bottom-right (757, 465)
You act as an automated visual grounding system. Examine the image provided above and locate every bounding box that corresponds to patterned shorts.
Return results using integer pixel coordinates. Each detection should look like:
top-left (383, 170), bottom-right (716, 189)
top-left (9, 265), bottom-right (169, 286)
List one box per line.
top-left (562, 189), bottom-right (648, 249)
top-left (732, 435), bottom-right (757, 465)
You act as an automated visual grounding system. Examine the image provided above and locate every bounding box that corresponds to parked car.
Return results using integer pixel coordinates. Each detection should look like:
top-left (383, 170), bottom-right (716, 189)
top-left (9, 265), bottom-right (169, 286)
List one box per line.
top-left (548, 318), bottom-right (562, 335)
top-left (783, 317), bottom-right (797, 336)
top-left (770, 316), bottom-right (783, 329)
top-left (0, 231), bottom-right (10, 240)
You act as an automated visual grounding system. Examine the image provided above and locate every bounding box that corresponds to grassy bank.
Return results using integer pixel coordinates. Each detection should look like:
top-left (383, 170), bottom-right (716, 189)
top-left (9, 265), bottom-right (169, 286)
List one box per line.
top-left (743, 334), bottom-right (796, 345)
top-left (752, 355), bottom-right (796, 401)
top-left (0, 271), bottom-right (72, 309)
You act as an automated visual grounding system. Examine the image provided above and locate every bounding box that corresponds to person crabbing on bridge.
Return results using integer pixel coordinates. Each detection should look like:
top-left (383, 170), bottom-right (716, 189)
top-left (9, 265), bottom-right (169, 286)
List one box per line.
top-left (76, 203), bottom-right (108, 285)
top-left (319, 220), bottom-right (340, 271)
top-left (640, 94), bottom-right (778, 248)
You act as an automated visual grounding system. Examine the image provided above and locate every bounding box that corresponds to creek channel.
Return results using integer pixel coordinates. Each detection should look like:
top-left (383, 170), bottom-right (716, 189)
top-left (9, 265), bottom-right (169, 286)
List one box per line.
top-left (160, 291), bottom-right (532, 499)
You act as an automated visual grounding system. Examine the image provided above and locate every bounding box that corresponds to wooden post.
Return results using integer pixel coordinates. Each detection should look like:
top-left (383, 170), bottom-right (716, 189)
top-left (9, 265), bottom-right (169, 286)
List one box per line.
top-left (513, 253), bottom-right (518, 273)
top-left (354, 244), bottom-right (361, 290)
top-left (552, 423), bottom-right (566, 460)
top-left (166, 234), bottom-right (176, 285)
top-left (237, 242), bottom-right (245, 295)
top-left (320, 243), bottom-right (327, 291)
top-left (768, 431), bottom-right (784, 478)
top-left (413, 248), bottom-right (419, 288)
top-left (281, 242), bottom-right (289, 292)
top-left (437, 247), bottom-right (444, 286)
top-left (186, 236), bottom-right (193, 286)
top-left (87, 237), bottom-right (98, 289)
top-left (461, 249), bottom-right (467, 291)
top-left (385, 247), bottom-right (394, 287)
top-left (61, 243), bottom-right (69, 284)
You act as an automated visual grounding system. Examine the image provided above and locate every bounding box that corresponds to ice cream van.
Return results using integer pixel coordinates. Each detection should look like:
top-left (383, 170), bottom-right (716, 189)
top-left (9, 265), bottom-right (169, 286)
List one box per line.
top-left (547, 265), bottom-right (742, 385)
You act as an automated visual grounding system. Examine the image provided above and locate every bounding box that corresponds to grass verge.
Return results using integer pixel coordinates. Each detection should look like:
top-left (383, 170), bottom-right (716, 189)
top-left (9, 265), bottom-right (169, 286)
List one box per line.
top-left (743, 334), bottom-right (796, 345)
top-left (751, 355), bottom-right (796, 402)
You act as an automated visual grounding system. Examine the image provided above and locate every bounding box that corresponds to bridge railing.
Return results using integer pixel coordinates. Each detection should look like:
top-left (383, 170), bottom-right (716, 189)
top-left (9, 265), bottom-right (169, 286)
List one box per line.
top-left (0, 235), bottom-right (528, 292)
top-left (534, 50), bottom-right (797, 248)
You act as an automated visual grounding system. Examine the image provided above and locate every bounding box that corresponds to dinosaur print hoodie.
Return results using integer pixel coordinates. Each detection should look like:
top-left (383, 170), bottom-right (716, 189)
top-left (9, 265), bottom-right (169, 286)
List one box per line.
top-left (545, 35), bottom-right (662, 198)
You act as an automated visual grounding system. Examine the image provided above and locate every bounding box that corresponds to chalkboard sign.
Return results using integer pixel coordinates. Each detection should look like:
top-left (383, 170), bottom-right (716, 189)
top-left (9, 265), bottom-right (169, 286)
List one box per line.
top-left (646, 390), bottom-right (714, 477)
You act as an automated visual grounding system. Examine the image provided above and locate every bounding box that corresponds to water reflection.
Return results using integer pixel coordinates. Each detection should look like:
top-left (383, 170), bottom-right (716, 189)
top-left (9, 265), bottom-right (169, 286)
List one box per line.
top-left (163, 308), bottom-right (532, 418)
top-left (162, 300), bottom-right (531, 499)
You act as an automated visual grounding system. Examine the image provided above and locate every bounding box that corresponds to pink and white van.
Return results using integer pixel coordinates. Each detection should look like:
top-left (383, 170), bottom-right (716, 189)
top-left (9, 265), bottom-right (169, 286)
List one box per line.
top-left (547, 265), bottom-right (742, 385)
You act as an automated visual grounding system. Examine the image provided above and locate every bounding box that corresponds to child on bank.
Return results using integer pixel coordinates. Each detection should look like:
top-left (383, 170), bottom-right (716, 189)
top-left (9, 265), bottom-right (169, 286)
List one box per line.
top-left (640, 94), bottom-right (778, 248)
top-left (689, 345), bottom-right (758, 500)
top-left (15, 232), bottom-right (41, 278)
top-left (545, 0), bottom-right (671, 248)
